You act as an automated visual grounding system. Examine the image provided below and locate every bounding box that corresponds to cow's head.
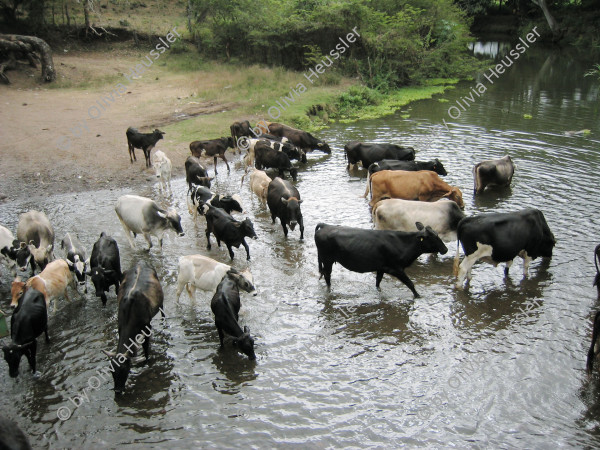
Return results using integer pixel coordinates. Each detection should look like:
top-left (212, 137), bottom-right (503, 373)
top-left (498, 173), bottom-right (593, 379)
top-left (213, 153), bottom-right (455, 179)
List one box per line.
top-left (2, 343), bottom-right (31, 378)
top-left (432, 159), bottom-right (447, 176)
top-left (239, 218), bottom-right (257, 240)
top-left (102, 351), bottom-right (132, 395)
top-left (290, 168), bottom-right (298, 182)
top-left (224, 136), bottom-right (235, 149)
top-left (316, 141), bottom-right (331, 154)
top-left (67, 255), bottom-right (87, 285)
top-left (1, 240), bottom-right (18, 260)
top-left (15, 242), bottom-right (33, 272)
top-left (444, 187), bottom-right (464, 209)
top-left (27, 241), bottom-right (52, 270)
top-left (89, 266), bottom-right (113, 305)
top-left (282, 142), bottom-right (303, 161)
top-left (10, 277), bottom-right (25, 308)
top-left (158, 208), bottom-right (184, 237)
top-left (281, 197), bottom-right (303, 231)
top-left (539, 227), bottom-right (556, 258)
top-left (153, 129), bottom-right (165, 141)
top-left (233, 326), bottom-right (256, 360)
top-left (415, 222), bottom-right (448, 255)
top-left (228, 268), bottom-right (257, 296)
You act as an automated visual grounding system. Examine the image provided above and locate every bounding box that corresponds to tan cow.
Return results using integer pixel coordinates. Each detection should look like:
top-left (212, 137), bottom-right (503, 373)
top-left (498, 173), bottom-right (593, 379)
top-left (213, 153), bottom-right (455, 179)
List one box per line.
top-left (11, 259), bottom-right (76, 311)
top-left (369, 170), bottom-right (464, 208)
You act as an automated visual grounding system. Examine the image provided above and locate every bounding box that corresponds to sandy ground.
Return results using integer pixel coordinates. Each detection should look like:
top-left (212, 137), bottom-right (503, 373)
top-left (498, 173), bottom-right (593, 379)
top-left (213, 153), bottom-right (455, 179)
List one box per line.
top-left (0, 52), bottom-right (236, 202)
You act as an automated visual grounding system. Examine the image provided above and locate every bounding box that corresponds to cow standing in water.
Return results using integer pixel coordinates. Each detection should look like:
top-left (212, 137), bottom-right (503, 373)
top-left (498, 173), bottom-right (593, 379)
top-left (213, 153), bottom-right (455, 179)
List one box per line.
top-left (102, 261), bottom-right (164, 394)
top-left (89, 232), bottom-right (122, 306)
top-left (473, 155), bottom-right (515, 194)
top-left (267, 177), bottom-right (304, 239)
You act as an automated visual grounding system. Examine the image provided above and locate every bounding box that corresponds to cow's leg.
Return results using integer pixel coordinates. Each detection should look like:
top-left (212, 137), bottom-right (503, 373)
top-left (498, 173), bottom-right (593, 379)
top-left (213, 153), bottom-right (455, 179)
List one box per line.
top-left (186, 284), bottom-right (196, 300)
top-left (504, 259), bottom-right (514, 276)
top-left (281, 223), bottom-right (288, 237)
top-left (299, 217), bottom-right (304, 240)
top-left (142, 331), bottom-right (151, 360)
top-left (213, 156), bottom-right (218, 175)
top-left (145, 145), bottom-right (155, 168)
top-left (391, 269), bottom-right (420, 298)
top-left (226, 244), bottom-right (235, 260)
top-left (519, 250), bottom-right (531, 277)
top-left (321, 260), bottom-right (333, 286)
top-left (217, 325), bottom-right (225, 346)
top-left (142, 232), bottom-right (153, 250)
top-left (101, 291), bottom-right (107, 306)
top-left (117, 218), bottom-right (137, 249)
top-left (271, 213), bottom-right (277, 224)
top-left (456, 243), bottom-right (493, 288)
top-left (375, 271), bottom-right (384, 288)
top-left (206, 229), bottom-right (212, 250)
top-left (242, 239), bottom-right (250, 260)
top-left (26, 341), bottom-right (37, 373)
top-left (221, 153), bottom-right (230, 172)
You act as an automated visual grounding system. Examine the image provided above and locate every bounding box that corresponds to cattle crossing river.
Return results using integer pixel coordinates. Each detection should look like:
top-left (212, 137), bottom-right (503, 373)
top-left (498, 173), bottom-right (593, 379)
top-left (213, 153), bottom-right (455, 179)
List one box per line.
top-left (1, 45), bottom-right (600, 447)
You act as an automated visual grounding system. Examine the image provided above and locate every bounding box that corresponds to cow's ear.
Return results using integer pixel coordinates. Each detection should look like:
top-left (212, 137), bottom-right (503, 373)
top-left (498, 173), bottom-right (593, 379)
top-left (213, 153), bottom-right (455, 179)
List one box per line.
top-left (45, 244), bottom-right (53, 255)
top-left (102, 350), bottom-right (116, 359)
top-left (244, 326), bottom-right (250, 334)
top-left (318, 143), bottom-right (323, 147)
top-left (415, 222), bottom-right (425, 231)
top-left (157, 210), bottom-right (167, 219)
top-left (19, 241), bottom-right (27, 249)
top-left (298, 199), bottom-right (303, 204)
top-left (66, 259), bottom-right (74, 267)
top-left (281, 198), bottom-right (288, 205)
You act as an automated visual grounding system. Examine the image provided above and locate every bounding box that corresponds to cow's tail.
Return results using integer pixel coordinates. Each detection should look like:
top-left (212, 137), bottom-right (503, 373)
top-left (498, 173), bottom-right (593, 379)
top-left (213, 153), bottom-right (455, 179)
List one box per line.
top-left (587, 311), bottom-right (600, 373)
top-left (453, 239), bottom-right (461, 277)
top-left (362, 173), bottom-right (371, 198)
top-left (240, 167), bottom-right (250, 186)
top-left (371, 201), bottom-right (381, 228)
top-left (594, 244), bottom-right (600, 287)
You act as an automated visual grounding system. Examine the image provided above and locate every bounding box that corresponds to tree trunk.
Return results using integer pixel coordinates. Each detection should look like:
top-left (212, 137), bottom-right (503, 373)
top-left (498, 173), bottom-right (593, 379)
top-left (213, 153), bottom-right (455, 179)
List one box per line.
top-left (531, 0), bottom-right (562, 40)
top-left (0, 34), bottom-right (56, 82)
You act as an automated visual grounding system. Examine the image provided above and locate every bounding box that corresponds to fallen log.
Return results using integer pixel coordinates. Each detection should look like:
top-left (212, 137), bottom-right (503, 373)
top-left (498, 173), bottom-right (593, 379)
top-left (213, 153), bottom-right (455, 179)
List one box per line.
top-left (0, 34), bottom-right (56, 82)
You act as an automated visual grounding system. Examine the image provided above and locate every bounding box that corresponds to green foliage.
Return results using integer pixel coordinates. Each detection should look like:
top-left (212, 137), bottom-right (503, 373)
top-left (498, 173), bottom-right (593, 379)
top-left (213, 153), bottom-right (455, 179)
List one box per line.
top-left (188, 0), bottom-right (479, 89)
top-left (584, 63), bottom-right (600, 80)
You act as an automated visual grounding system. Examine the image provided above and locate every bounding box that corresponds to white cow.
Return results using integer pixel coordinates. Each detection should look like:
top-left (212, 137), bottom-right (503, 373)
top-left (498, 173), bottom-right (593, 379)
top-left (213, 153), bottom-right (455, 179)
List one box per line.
top-left (241, 168), bottom-right (271, 202)
top-left (0, 224), bottom-right (17, 276)
top-left (176, 254), bottom-right (255, 300)
top-left (372, 198), bottom-right (465, 242)
top-left (11, 259), bottom-right (77, 311)
top-left (115, 195), bottom-right (184, 250)
top-left (16, 210), bottom-right (54, 270)
top-left (151, 150), bottom-right (172, 193)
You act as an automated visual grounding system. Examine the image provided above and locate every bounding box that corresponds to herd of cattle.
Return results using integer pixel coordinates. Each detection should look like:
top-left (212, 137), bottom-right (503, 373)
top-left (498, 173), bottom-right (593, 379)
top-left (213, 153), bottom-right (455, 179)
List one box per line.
top-left (3, 118), bottom-right (600, 402)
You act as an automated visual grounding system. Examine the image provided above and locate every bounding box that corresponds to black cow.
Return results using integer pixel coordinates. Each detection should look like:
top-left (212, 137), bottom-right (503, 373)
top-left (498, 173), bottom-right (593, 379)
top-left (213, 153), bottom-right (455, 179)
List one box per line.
top-left (0, 415), bottom-right (32, 450)
top-left (210, 270), bottom-right (257, 360)
top-left (88, 232), bottom-right (122, 306)
top-left (2, 288), bottom-right (49, 378)
top-left (189, 137), bottom-right (236, 175)
top-left (587, 311), bottom-right (600, 373)
top-left (268, 122), bottom-right (331, 154)
top-left (267, 177), bottom-right (304, 239)
top-left (188, 186), bottom-right (244, 218)
top-left (314, 222), bottom-right (448, 298)
top-left (344, 142), bottom-right (415, 169)
top-left (61, 233), bottom-right (87, 293)
top-left (102, 261), bottom-right (164, 394)
top-left (185, 156), bottom-right (213, 190)
top-left (473, 155), bottom-right (515, 194)
top-left (203, 204), bottom-right (257, 260)
top-left (255, 141), bottom-right (298, 181)
top-left (368, 159), bottom-right (447, 176)
top-left (454, 208), bottom-right (556, 287)
top-left (126, 127), bottom-right (165, 168)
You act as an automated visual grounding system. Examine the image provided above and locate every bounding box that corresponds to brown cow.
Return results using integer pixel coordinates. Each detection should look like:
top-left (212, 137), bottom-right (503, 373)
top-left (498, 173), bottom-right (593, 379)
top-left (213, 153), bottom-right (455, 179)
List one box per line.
top-left (369, 170), bottom-right (464, 208)
top-left (11, 259), bottom-right (76, 311)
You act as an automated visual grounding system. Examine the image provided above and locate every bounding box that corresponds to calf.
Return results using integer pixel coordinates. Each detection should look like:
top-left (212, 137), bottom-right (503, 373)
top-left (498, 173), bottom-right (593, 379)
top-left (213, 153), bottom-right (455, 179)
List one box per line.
top-left (267, 177), bottom-right (304, 239)
top-left (115, 195), bottom-right (184, 250)
top-left (2, 288), bottom-right (49, 378)
top-left (17, 210), bottom-right (54, 271)
top-left (11, 259), bottom-right (77, 311)
top-left (210, 271), bottom-right (257, 360)
top-left (203, 204), bottom-right (257, 260)
top-left (126, 127), bottom-right (164, 168)
top-left (88, 232), bottom-right (122, 306)
top-left (372, 198), bottom-right (465, 242)
top-left (368, 170), bottom-right (464, 208)
top-left (268, 122), bottom-right (331, 154)
top-left (345, 142), bottom-right (415, 170)
top-left (314, 222), bottom-right (448, 298)
top-left (102, 262), bottom-right (164, 394)
top-left (454, 208), bottom-right (555, 288)
top-left (473, 155), bottom-right (515, 194)
top-left (254, 141), bottom-right (298, 181)
top-left (176, 254), bottom-right (255, 300)
top-left (61, 233), bottom-right (87, 293)
top-left (241, 168), bottom-right (271, 202)
top-left (185, 156), bottom-right (213, 190)
top-left (151, 150), bottom-right (172, 193)
top-left (189, 137), bottom-right (235, 175)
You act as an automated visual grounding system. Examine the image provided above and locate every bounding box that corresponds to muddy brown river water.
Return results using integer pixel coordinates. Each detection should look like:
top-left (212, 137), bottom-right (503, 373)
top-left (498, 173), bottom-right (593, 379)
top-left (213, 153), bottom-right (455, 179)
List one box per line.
top-left (1, 45), bottom-right (600, 448)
